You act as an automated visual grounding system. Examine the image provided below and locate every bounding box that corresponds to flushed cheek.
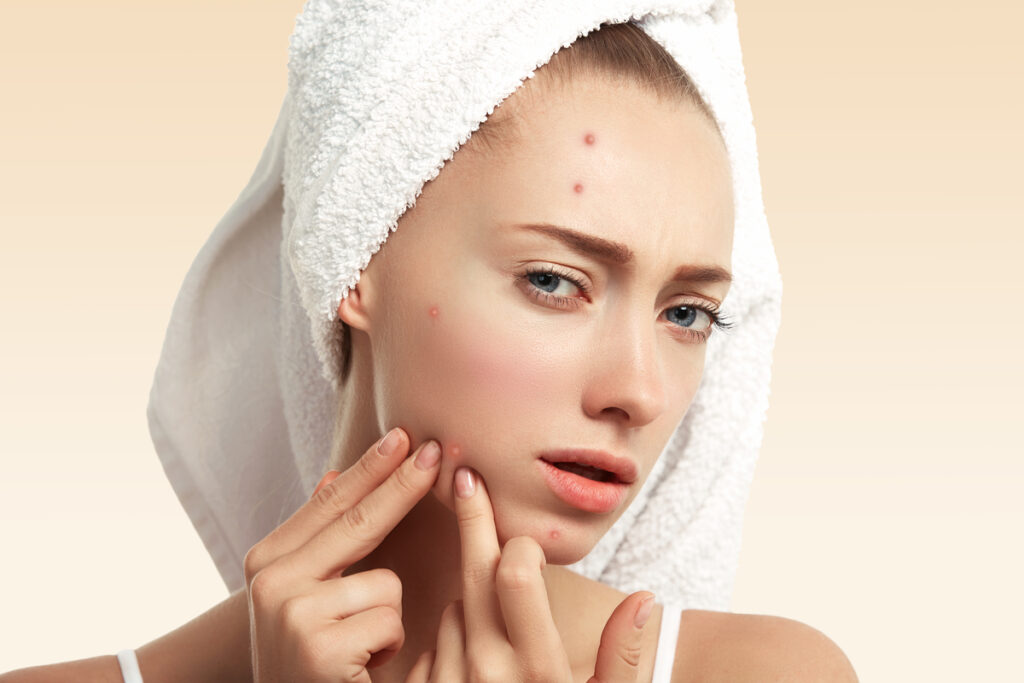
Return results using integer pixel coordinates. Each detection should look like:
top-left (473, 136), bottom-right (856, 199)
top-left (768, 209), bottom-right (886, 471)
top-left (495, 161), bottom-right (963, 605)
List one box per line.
top-left (429, 309), bottom-right (569, 417)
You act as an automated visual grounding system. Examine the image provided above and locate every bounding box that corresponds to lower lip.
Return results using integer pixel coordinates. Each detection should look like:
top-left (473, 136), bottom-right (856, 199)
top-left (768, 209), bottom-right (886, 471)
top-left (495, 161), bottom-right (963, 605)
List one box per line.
top-left (538, 460), bottom-right (628, 514)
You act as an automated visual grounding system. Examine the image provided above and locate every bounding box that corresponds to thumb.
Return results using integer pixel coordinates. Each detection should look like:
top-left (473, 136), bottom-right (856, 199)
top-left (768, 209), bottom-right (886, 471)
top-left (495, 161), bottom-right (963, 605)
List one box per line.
top-left (590, 591), bottom-right (655, 682)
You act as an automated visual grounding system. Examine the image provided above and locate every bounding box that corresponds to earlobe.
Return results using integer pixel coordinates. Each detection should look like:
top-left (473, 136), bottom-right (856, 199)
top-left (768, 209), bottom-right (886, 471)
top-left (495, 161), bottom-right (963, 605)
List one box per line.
top-left (336, 282), bottom-right (373, 332)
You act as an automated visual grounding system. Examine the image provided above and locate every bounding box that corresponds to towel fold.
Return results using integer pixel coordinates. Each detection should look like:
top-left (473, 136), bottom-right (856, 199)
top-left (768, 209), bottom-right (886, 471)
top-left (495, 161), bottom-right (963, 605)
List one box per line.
top-left (147, 0), bottom-right (781, 610)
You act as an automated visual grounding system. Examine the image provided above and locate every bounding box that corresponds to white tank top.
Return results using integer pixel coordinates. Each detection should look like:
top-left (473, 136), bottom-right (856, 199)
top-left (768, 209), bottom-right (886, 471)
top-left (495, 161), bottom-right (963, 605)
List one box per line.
top-left (651, 602), bottom-right (683, 682)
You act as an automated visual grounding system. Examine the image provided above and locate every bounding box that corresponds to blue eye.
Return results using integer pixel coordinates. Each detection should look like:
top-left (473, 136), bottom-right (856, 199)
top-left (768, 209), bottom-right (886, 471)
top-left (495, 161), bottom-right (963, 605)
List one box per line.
top-left (516, 266), bottom-right (736, 342)
top-left (526, 271), bottom-right (580, 296)
top-left (666, 305), bottom-right (705, 328)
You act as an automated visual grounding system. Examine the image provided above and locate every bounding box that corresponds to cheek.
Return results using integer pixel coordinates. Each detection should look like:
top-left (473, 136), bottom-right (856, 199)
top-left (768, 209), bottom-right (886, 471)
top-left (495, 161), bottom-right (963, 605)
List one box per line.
top-left (375, 295), bottom-right (573, 446)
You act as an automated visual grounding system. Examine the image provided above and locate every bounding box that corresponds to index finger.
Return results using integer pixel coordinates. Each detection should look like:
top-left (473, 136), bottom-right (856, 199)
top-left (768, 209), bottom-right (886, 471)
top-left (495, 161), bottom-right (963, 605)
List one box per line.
top-left (453, 467), bottom-right (507, 648)
top-left (248, 428), bottom-right (411, 573)
top-left (285, 438), bottom-right (444, 580)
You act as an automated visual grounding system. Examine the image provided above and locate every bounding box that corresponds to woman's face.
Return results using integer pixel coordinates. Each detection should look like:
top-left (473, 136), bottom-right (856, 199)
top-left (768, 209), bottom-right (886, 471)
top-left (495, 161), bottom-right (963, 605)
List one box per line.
top-left (350, 73), bottom-right (734, 564)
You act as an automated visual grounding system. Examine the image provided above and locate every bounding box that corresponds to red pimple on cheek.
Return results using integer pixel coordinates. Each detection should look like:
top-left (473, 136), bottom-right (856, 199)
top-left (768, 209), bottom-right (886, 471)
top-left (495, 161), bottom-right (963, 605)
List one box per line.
top-left (450, 444), bottom-right (461, 460)
top-left (428, 305), bottom-right (440, 319)
top-left (573, 183), bottom-right (584, 194)
top-left (583, 132), bottom-right (596, 145)
top-left (549, 529), bottom-right (561, 540)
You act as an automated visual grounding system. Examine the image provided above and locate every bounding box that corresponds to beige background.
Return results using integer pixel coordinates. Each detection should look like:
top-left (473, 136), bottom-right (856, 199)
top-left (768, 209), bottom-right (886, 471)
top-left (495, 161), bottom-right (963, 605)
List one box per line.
top-left (1, 1), bottom-right (1021, 680)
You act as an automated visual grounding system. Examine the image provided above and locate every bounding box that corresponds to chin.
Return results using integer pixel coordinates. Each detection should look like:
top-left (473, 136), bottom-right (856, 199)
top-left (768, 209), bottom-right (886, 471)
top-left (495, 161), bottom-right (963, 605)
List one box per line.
top-left (428, 466), bottom-right (610, 564)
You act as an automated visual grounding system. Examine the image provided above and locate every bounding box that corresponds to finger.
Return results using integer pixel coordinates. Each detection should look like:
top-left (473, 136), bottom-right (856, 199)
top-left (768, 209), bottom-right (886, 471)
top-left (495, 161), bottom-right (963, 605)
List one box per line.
top-left (283, 438), bottom-right (443, 580)
top-left (405, 649), bottom-right (435, 683)
top-left (429, 600), bottom-right (467, 682)
top-left (494, 537), bottom-right (569, 672)
top-left (591, 591), bottom-right (655, 683)
top-left (452, 467), bottom-right (507, 649)
top-left (320, 604), bottom-right (405, 672)
top-left (312, 470), bottom-right (342, 498)
top-left (291, 567), bottom-right (403, 621)
top-left (247, 428), bottom-right (410, 574)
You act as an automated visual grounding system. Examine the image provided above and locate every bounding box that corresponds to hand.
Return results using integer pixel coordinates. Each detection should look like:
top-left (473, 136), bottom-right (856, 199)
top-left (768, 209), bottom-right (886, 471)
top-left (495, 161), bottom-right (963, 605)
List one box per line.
top-left (406, 467), bottom-right (655, 682)
top-left (243, 427), bottom-right (443, 683)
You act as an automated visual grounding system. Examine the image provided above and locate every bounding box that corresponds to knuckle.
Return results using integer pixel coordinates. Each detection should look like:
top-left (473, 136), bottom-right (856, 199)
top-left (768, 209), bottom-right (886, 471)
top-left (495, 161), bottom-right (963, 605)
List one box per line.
top-left (392, 458), bottom-right (425, 496)
top-left (467, 661), bottom-right (502, 683)
top-left (616, 642), bottom-right (644, 668)
top-left (247, 567), bottom-right (279, 606)
top-left (340, 501), bottom-right (377, 543)
top-left (311, 477), bottom-right (352, 516)
top-left (518, 660), bottom-right (548, 682)
top-left (370, 567), bottom-right (403, 602)
top-left (462, 558), bottom-right (496, 586)
top-left (278, 595), bottom-right (306, 628)
top-left (356, 444), bottom-right (383, 477)
top-left (243, 545), bottom-right (265, 585)
top-left (495, 563), bottom-right (536, 592)
top-left (378, 605), bottom-right (405, 638)
top-left (456, 506), bottom-right (489, 528)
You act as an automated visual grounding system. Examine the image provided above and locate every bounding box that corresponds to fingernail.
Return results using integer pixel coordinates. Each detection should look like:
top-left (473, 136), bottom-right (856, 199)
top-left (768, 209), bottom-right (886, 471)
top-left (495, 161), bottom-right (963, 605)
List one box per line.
top-left (634, 595), bottom-right (655, 629)
top-left (378, 428), bottom-right (402, 457)
top-left (455, 466), bottom-right (476, 498)
top-left (414, 440), bottom-right (441, 470)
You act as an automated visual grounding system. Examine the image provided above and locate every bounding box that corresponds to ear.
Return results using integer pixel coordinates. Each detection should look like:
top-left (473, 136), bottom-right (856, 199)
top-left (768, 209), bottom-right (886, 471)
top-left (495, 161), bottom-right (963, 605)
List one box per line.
top-left (336, 279), bottom-right (373, 332)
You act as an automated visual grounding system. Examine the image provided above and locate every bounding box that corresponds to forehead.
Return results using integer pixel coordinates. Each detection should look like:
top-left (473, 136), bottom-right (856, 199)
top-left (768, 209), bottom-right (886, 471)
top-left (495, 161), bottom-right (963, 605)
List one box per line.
top-left (467, 76), bottom-right (733, 261)
top-left (393, 73), bottom-right (735, 282)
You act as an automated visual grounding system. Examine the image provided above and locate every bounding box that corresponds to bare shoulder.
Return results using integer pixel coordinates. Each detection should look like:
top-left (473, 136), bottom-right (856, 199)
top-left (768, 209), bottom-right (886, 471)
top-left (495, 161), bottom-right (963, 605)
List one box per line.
top-left (670, 609), bottom-right (859, 683)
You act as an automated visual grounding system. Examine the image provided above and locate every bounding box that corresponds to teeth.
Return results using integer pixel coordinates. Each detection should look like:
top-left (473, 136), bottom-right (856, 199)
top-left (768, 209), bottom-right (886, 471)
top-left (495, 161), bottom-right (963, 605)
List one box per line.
top-left (552, 462), bottom-right (615, 483)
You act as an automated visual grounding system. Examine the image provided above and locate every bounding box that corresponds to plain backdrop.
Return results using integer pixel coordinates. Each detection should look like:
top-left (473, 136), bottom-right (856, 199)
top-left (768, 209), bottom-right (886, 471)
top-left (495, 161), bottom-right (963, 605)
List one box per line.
top-left (2, 1), bottom-right (1021, 680)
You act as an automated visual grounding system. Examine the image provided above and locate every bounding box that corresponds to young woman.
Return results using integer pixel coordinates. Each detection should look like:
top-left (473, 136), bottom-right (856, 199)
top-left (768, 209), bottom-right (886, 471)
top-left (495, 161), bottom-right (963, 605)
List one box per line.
top-left (2, 10), bottom-right (857, 683)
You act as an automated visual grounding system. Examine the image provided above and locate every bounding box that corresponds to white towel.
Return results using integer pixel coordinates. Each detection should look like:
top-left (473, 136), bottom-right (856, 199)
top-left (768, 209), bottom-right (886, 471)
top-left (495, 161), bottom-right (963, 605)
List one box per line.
top-left (147, 0), bottom-right (781, 611)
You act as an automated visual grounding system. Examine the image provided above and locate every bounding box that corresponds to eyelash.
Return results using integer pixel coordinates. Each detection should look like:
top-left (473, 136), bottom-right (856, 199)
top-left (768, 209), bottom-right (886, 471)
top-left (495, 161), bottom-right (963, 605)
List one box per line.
top-left (516, 265), bottom-right (736, 343)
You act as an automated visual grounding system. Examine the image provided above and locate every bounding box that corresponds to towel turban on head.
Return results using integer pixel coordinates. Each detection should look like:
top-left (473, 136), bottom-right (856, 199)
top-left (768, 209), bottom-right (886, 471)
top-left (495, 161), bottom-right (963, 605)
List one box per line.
top-left (147, 0), bottom-right (781, 611)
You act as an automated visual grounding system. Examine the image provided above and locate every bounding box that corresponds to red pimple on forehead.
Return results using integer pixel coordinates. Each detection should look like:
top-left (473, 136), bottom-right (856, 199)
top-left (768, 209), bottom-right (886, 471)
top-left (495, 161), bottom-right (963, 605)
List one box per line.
top-left (573, 183), bottom-right (584, 194)
top-left (583, 132), bottom-right (596, 145)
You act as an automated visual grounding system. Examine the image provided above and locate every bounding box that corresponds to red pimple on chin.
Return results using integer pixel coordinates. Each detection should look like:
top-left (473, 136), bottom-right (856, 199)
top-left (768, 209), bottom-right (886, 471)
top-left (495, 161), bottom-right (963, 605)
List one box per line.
top-left (549, 529), bottom-right (561, 540)
top-left (583, 132), bottom-right (596, 145)
top-left (450, 444), bottom-right (461, 459)
top-left (573, 183), bottom-right (584, 194)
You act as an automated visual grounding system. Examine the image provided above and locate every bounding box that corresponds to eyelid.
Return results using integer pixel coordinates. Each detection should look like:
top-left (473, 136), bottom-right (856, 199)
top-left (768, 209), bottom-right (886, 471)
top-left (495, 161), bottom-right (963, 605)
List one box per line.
top-left (515, 264), bottom-right (737, 341)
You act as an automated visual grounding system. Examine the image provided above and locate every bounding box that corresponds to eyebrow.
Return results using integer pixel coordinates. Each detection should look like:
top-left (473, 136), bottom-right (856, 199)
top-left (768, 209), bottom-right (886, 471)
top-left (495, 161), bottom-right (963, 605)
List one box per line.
top-left (508, 222), bottom-right (733, 285)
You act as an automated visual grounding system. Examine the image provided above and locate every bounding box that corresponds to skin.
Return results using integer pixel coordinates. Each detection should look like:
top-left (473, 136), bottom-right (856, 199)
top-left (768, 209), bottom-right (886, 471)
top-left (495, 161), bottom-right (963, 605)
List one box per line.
top-left (0, 71), bottom-right (859, 683)
top-left (331, 69), bottom-right (734, 681)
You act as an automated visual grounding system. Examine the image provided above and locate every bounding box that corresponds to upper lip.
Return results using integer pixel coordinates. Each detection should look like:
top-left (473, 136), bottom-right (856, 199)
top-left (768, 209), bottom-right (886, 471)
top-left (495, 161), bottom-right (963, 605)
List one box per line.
top-left (539, 449), bottom-right (638, 484)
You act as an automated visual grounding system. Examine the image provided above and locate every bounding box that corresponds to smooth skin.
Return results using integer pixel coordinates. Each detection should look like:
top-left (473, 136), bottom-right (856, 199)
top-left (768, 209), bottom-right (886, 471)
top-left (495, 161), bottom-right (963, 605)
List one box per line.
top-left (405, 465), bottom-right (653, 682)
top-left (247, 426), bottom-right (651, 682)
top-left (1, 70), bottom-right (859, 683)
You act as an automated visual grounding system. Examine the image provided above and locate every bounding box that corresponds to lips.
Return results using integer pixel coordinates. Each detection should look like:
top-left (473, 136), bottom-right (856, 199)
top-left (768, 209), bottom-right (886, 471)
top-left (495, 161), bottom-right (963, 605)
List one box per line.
top-left (538, 449), bottom-right (638, 485)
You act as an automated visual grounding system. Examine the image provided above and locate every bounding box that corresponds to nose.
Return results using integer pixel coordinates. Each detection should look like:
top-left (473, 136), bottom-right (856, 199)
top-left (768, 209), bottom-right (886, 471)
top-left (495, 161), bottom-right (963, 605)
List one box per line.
top-left (581, 314), bottom-right (668, 428)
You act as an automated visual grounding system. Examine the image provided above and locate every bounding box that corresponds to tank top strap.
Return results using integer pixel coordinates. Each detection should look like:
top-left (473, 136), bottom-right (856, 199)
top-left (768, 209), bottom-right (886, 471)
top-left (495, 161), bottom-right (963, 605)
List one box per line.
top-left (651, 602), bottom-right (684, 682)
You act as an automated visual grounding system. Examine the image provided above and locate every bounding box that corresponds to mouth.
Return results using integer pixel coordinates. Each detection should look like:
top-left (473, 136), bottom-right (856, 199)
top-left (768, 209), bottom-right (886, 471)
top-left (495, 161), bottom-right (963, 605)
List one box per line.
top-left (538, 449), bottom-right (638, 485)
top-left (545, 461), bottom-right (619, 483)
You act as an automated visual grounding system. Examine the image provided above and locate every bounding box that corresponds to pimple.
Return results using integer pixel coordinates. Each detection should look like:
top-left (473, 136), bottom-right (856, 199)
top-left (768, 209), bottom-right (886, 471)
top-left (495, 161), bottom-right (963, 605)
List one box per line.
top-left (428, 305), bottom-right (440, 319)
top-left (573, 183), bottom-right (584, 194)
top-left (549, 529), bottom-right (560, 540)
top-left (450, 444), bottom-right (461, 459)
top-left (583, 132), bottom-right (596, 145)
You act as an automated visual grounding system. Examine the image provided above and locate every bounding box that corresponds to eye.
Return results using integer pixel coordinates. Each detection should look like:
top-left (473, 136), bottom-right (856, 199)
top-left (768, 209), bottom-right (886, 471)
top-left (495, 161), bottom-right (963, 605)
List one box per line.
top-left (515, 265), bottom-right (590, 311)
top-left (515, 265), bottom-right (737, 343)
top-left (664, 303), bottom-right (735, 343)
top-left (526, 271), bottom-right (582, 297)
top-left (666, 305), bottom-right (711, 329)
